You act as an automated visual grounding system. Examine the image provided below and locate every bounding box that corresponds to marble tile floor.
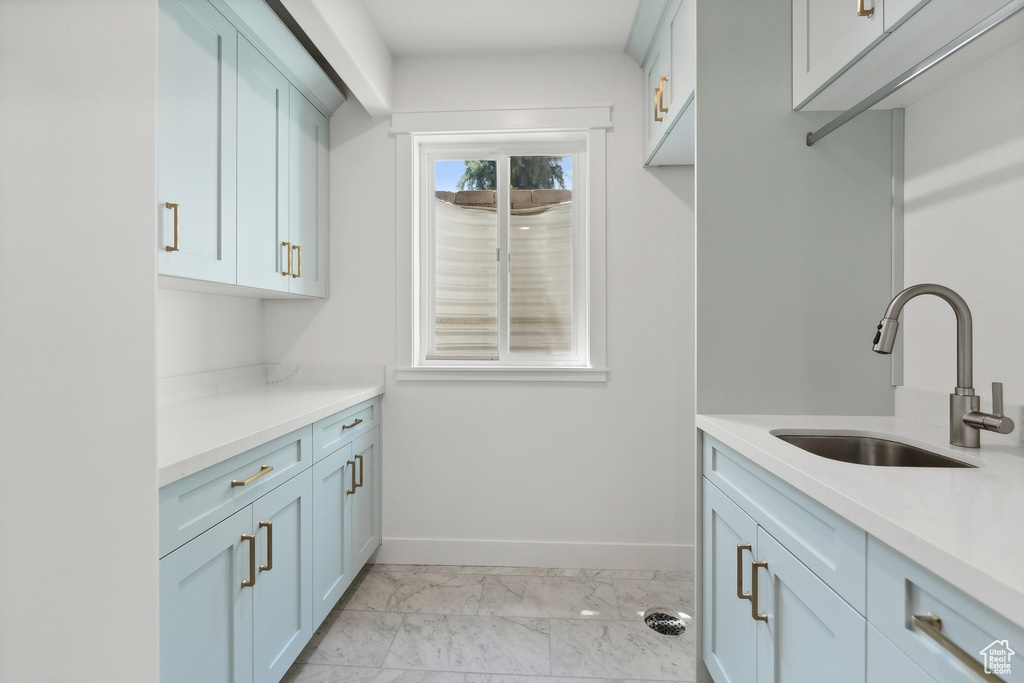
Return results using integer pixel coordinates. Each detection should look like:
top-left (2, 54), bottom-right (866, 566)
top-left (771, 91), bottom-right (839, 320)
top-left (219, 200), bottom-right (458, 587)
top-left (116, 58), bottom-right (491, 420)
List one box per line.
top-left (282, 564), bottom-right (696, 683)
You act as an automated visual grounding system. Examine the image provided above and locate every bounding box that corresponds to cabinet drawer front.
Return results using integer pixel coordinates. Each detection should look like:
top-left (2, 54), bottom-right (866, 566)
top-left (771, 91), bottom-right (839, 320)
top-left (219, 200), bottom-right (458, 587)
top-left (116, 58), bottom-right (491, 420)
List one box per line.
top-left (703, 434), bottom-right (867, 613)
top-left (313, 398), bottom-right (379, 462)
top-left (868, 537), bottom-right (1024, 682)
top-left (160, 426), bottom-right (312, 557)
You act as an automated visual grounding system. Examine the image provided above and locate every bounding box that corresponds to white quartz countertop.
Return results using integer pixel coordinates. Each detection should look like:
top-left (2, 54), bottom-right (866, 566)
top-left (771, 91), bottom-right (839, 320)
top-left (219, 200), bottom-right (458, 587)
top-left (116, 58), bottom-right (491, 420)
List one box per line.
top-left (158, 382), bottom-right (384, 487)
top-left (697, 413), bottom-right (1024, 626)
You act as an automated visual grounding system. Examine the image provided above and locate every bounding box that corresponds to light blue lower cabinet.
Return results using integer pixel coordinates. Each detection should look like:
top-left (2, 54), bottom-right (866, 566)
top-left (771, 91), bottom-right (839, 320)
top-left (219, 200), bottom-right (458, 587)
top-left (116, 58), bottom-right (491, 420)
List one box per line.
top-left (351, 427), bottom-right (382, 571)
top-left (755, 528), bottom-right (865, 682)
top-left (703, 480), bottom-right (758, 683)
top-left (161, 397), bottom-right (383, 682)
top-left (252, 470), bottom-right (313, 683)
top-left (311, 443), bottom-right (355, 626)
top-left (160, 506), bottom-right (255, 683)
top-left (703, 477), bottom-right (865, 683)
top-left (159, 470), bottom-right (312, 683)
top-left (702, 431), bottom-right (1022, 683)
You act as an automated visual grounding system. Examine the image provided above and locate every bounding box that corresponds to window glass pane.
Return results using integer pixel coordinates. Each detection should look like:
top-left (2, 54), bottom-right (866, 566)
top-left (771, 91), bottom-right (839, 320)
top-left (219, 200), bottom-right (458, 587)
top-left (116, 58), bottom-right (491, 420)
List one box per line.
top-left (432, 159), bottom-right (498, 356)
top-left (508, 155), bottom-right (573, 353)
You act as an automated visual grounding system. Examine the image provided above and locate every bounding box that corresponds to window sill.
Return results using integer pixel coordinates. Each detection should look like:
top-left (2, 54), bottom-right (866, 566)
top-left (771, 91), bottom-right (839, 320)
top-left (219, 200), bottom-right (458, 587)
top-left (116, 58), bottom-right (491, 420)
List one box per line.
top-left (395, 367), bottom-right (609, 382)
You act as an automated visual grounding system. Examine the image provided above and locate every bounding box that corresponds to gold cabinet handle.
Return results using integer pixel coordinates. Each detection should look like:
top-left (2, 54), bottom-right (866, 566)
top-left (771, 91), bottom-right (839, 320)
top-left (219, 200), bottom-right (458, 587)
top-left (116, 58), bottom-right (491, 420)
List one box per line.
top-left (231, 464), bottom-right (273, 488)
top-left (241, 533), bottom-right (256, 587)
top-left (164, 202), bottom-right (180, 252)
top-left (346, 460), bottom-right (356, 495)
top-left (654, 88), bottom-right (664, 122)
top-left (912, 615), bottom-right (1005, 681)
top-left (259, 521), bottom-right (273, 573)
top-left (658, 76), bottom-right (669, 113)
top-left (281, 241), bottom-right (292, 276)
top-left (355, 454), bottom-right (364, 488)
top-left (292, 244), bottom-right (301, 278)
top-left (737, 543), bottom-right (752, 601)
top-left (751, 560), bottom-right (768, 622)
top-left (342, 418), bottom-right (363, 431)
top-left (857, 0), bottom-right (874, 17)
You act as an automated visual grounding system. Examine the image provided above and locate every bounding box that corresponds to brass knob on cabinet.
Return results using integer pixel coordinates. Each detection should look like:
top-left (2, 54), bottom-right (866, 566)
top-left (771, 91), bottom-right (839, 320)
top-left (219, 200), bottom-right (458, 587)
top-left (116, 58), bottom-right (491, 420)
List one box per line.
top-left (164, 202), bottom-right (180, 252)
top-left (282, 241), bottom-right (292, 276)
top-left (751, 560), bottom-right (768, 622)
top-left (658, 76), bottom-right (669, 113)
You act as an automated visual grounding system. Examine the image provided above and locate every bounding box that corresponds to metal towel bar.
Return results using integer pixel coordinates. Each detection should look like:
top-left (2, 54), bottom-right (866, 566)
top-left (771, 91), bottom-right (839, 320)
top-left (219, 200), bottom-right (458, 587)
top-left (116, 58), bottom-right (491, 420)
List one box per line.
top-left (806, 0), bottom-right (1024, 146)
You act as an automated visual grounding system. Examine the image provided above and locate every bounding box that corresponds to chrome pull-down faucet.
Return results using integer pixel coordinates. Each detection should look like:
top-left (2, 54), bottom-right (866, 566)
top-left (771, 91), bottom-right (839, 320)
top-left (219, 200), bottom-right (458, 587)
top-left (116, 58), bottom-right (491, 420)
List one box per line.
top-left (872, 283), bottom-right (1013, 448)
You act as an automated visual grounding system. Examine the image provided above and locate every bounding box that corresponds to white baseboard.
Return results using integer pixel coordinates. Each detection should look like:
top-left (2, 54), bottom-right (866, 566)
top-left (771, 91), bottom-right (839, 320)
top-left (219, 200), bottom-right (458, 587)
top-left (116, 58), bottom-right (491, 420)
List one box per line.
top-left (374, 538), bottom-right (695, 571)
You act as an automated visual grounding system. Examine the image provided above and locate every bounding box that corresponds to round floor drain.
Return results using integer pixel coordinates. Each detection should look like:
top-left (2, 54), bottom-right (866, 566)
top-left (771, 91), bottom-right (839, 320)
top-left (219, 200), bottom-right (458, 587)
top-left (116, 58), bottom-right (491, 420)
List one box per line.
top-left (643, 607), bottom-right (688, 636)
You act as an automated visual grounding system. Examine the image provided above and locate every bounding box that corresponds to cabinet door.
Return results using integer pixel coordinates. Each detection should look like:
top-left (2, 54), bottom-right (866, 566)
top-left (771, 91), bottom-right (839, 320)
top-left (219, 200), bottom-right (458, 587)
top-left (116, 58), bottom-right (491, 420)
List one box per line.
top-left (236, 36), bottom-right (290, 292)
top-left (157, 0), bottom-right (237, 283)
top-left (867, 624), bottom-right (934, 682)
top-left (351, 427), bottom-right (381, 570)
top-left (642, 25), bottom-right (671, 162)
top-left (755, 528), bottom-right (866, 683)
top-left (160, 506), bottom-right (254, 683)
top-left (311, 444), bottom-right (355, 626)
top-left (252, 469), bottom-right (313, 683)
top-left (287, 87), bottom-right (329, 297)
top-left (702, 479), bottom-right (759, 683)
top-left (792, 0), bottom-right (887, 108)
top-left (669, 0), bottom-right (696, 114)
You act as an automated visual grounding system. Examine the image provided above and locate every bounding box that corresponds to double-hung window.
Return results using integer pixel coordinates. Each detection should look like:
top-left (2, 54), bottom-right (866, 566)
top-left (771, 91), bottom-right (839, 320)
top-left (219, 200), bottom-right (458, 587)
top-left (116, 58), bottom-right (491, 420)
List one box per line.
top-left (393, 107), bottom-right (609, 380)
top-left (422, 139), bottom-right (585, 366)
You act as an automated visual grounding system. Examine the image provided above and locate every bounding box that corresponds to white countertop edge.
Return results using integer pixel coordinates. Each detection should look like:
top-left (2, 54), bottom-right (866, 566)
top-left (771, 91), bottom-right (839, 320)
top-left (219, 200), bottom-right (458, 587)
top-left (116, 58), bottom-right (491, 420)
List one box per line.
top-left (158, 383), bottom-right (384, 487)
top-left (697, 413), bottom-right (1024, 627)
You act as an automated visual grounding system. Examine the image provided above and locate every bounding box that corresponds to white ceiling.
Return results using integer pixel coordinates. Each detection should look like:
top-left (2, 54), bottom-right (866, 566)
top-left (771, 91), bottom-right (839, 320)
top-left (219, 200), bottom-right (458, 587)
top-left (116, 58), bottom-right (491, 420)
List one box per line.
top-left (362, 0), bottom-right (641, 57)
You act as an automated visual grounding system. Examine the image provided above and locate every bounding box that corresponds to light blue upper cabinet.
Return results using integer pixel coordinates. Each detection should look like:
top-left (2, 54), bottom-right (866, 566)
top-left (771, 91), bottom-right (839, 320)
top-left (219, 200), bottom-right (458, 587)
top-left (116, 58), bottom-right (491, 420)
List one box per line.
top-left (158, 0), bottom-right (238, 284)
top-left (236, 36), bottom-right (290, 292)
top-left (286, 87), bottom-right (329, 298)
top-left (793, 0), bottom-right (1016, 111)
top-left (629, 0), bottom-right (696, 166)
top-left (158, 0), bottom-right (341, 298)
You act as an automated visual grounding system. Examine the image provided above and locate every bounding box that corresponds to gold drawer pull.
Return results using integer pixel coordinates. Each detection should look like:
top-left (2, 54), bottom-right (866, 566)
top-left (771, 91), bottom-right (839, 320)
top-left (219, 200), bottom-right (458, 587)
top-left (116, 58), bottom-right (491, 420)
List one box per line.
top-left (259, 521), bottom-right (273, 573)
top-left (751, 560), bottom-right (768, 622)
top-left (737, 543), bottom-right (752, 601)
top-left (347, 460), bottom-right (356, 495)
top-left (231, 464), bottom-right (273, 488)
top-left (292, 244), bottom-right (301, 278)
top-left (282, 241), bottom-right (292, 276)
top-left (658, 76), bottom-right (669, 113)
top-left (912, 614), bottom-right (1005, 681)
top-left (654, 88), bottom-right (664, 122)
top-left (857, 0), bottom-right (874, 17)
top-left (164, 202), bottom-right (180, 252)
top-left (241, 533), bottom-right (256, 587)
top-left (355, 454), bottom-right (364, 488)
top-left (342, 418), bottom-right (363, 431)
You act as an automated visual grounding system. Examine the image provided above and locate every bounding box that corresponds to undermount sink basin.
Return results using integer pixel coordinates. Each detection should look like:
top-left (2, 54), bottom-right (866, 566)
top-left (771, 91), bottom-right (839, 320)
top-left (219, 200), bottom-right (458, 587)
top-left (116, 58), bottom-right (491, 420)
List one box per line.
top-left (770, 431), bottom-right (976, 468)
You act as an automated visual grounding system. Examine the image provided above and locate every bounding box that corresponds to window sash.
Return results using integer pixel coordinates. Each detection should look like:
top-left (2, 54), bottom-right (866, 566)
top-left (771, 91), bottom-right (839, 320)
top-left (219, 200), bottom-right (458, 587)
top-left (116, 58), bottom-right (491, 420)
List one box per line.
top-left (418, 141), bottom-right (588, 367)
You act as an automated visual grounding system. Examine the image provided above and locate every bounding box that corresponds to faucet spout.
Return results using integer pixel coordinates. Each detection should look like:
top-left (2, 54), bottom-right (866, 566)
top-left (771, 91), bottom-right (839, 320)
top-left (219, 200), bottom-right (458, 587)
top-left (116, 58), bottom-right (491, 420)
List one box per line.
top-left (872, 283), bottom-right (973, 392)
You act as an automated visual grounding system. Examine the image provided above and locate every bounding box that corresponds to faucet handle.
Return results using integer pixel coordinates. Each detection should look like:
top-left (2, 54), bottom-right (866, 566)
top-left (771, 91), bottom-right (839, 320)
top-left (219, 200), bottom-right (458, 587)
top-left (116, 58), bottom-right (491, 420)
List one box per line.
top-left (964, 382), bottom-right (1015, 435)
top-left (992, 382), bottom-right (1005, 417)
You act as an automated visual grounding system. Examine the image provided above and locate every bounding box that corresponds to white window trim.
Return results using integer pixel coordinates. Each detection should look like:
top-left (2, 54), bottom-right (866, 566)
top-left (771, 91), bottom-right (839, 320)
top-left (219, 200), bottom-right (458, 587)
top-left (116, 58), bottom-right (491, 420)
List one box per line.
top-left (393, 106), bottom-right (609, 382)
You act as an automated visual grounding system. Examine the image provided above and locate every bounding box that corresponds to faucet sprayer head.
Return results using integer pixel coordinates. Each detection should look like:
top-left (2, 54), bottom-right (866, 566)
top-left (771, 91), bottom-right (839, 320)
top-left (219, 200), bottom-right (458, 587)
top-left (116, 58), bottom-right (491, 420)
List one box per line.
top-left (873, 318), bottom-right (899, 354)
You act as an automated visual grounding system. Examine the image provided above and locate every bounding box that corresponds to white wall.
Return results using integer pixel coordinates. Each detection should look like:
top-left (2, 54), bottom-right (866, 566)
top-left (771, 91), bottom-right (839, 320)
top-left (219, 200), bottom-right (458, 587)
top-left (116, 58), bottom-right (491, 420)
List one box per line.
top-left (266, 50), bottom-right (697, 569)
top-left (694, 0), bottom-right (897, 416)
top-left (157, 289), bottom-right (265, 378)
top-left (900, 38), bottom-right (1024, 416)
top-left (0, 1), bottom-right (159, 680)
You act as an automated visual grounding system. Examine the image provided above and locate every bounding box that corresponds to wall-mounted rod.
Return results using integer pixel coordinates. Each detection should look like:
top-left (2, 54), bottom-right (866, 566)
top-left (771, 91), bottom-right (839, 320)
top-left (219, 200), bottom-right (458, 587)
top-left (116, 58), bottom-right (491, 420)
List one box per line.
top-left (806, 0), bottom-right (1024, 146)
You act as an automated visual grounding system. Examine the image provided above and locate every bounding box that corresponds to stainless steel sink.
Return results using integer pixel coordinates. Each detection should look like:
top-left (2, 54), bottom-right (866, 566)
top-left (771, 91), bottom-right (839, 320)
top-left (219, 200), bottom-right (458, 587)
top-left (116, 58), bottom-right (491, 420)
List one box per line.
top-left (770, 431), bottom-right (977, 468)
